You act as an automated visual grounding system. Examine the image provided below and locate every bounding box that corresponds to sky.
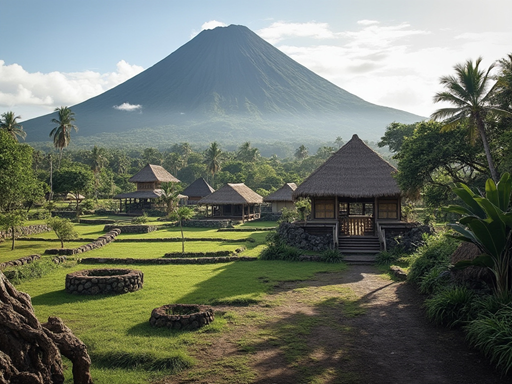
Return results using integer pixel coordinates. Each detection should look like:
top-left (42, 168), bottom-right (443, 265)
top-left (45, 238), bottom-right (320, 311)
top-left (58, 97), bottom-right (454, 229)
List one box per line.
top-left (1, 0), bottom-right (511, 121)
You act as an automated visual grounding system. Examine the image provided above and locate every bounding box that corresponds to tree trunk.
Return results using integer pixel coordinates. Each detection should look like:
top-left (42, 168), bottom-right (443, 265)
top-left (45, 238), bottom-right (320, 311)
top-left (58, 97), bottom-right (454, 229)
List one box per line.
top-left (10, 225), bottom-right (15, 251)
top-left (477, 119), bottom-right (498, 183)
top-left (0, 271), bottom-right (93, 384)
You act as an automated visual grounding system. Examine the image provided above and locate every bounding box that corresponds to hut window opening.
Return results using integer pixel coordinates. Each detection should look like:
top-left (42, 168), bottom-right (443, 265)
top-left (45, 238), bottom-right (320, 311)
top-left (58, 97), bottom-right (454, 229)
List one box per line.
top-left (314, 199), bottom-right (335, 219)
top-left (378, 201), bottom-right (398, 219)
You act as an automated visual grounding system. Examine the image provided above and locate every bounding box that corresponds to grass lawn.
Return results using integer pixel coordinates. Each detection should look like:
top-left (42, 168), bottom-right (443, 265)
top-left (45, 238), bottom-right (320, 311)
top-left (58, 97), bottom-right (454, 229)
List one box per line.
top-left (17, 260), bottom-right (346, 384)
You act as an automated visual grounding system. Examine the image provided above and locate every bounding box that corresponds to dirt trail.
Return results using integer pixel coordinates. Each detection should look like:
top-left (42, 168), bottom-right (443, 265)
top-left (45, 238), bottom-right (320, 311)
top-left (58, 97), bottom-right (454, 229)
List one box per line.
top-left (160, 265), bottom-right (506, 384)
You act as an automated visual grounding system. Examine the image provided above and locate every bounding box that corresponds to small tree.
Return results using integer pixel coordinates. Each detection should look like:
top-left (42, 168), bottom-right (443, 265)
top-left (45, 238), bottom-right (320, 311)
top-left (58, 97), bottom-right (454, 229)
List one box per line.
top-left (159, 182), bottom-right (182, 218)
top-left (0, 210), bottom-right (26, 250)
top-left (171, 207), bottom-right (194, 254)
top-left (47, 216), bottom-right (78, 248)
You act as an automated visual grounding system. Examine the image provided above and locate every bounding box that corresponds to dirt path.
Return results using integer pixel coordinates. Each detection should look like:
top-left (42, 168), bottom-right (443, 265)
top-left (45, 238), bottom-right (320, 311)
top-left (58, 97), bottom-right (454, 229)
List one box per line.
top-left (159, 265), bottom-right (506, 384)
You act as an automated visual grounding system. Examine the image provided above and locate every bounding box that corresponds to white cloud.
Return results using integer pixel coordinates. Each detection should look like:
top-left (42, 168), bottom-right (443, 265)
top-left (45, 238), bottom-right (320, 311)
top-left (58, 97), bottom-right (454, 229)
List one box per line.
top-left (258, 22), bottom-right (338, 44)
top-left (201, 20), bottom-right (227, 31)
top-left (0, 60), bottom-right (143, 120)
top-left (113, 102), bottom-right (142, 112)
top-left (357, 20), bottom-right (379, 26)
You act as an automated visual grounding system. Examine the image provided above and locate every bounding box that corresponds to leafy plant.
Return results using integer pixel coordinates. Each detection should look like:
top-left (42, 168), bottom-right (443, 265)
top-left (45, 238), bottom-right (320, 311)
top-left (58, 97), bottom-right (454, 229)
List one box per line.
top-left (131, 213), bottom-right (149, 224)
top-left (418, 267), bottom-right (451, 295)
top-left (424, 286), bottom-right (476, 328)
top-left (466, 305), bottom-right (512, 374)
top-left (445, 173), bottom-right (512, 298)
top-left (321, 249), bottom-right (344, 263)
top-left (47, 216), bottom-right (78, 248)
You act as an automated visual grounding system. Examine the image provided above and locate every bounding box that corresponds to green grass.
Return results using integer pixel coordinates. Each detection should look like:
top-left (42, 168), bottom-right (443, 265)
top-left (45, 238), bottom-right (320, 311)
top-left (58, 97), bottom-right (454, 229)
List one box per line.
top-left (17, 260), bottom-right (345, 384)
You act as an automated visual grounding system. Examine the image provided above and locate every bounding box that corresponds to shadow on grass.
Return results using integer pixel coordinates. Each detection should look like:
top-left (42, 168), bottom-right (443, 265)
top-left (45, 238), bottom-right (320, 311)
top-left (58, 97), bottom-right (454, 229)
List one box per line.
top-left (31, 289), bottom-right (124, 306)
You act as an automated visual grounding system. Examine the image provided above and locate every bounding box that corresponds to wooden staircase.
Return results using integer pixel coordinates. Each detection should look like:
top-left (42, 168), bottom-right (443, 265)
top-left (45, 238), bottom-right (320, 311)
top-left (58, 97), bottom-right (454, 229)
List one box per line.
top-left (339, 236), bottom-right (381, 254)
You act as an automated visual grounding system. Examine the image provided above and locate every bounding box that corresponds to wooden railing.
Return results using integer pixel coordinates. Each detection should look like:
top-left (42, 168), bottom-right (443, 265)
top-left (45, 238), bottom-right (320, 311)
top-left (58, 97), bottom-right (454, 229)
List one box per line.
top-left (376, 222), bottom-right (386, 252)
top-left (340, 216), bottom-right (374, 236)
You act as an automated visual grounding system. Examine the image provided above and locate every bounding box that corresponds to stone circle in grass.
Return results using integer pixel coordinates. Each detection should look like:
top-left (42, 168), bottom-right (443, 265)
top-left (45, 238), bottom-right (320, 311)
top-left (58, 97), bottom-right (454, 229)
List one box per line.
top-left (149, 304), bottom-right (214, 330)
top-left (65, 268), bottom-right (143, 295)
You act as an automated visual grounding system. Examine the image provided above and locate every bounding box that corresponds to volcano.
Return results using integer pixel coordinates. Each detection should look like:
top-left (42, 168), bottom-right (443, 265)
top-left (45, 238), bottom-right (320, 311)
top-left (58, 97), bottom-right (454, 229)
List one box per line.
top-left (22, 24), bottom-right (422, 145)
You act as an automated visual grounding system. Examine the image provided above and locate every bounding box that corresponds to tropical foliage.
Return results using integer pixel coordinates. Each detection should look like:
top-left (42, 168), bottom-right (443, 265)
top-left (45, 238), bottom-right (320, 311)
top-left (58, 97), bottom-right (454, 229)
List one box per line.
top-left (445, 173), bottom-right (512, 298)
top-left (0, 111), bottom-right (26, 141)
top-left (49, 106), bottom-right (78, 165)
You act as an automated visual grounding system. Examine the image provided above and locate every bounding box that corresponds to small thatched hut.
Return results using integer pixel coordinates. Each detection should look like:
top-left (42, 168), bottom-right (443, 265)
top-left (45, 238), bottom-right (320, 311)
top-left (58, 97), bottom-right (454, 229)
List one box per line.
top-left (264, 183), bottom-right (297, 213)
top-left (114, 164), bottom-right (180, 213)
top-left (198, 183), bottom-right (263, 222)
top-left (182, 178), bottom-right (215, 204)
top-left (293, 134), bottom-right (407, 250)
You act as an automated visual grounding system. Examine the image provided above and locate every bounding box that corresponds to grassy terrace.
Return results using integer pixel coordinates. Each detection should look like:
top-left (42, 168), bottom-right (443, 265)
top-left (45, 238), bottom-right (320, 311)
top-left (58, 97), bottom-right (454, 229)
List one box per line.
top-left (3, 218), bottom-right (344, 383)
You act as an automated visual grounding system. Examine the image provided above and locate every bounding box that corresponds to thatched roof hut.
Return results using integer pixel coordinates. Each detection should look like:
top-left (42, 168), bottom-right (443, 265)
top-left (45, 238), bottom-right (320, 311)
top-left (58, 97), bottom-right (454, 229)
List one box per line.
top-left (129, 164), bottom-right (180, 183)
top-left (293, 134), bottom-right (400, 199)
top-left (198, 183), bottom-right (263, 205)
top-left (264, 183), bottom-right (297, 202)
top-left (182, 178), bottom-right (215, 202)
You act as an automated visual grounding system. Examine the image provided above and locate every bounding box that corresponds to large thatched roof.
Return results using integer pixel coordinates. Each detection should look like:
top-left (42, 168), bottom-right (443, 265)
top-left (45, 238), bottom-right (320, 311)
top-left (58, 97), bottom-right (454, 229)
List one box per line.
top-left (264, 183), bottom-right (297, 202)
top-left (129, 164), bottom-right (180, 183)
top-left (198, 183), bottom-right (263, 205)
top-left (293, 134), bottom-right (400, 199)
top-left (182, 178), bottom-right (215, 198)
top-left (114, 190), bottom-right (187, 200)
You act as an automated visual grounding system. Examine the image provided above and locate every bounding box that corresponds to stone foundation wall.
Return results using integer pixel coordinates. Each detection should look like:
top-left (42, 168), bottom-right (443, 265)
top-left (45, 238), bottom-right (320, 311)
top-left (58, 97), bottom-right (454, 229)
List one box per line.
top-left (150, 304), bottom-right (214, 330)
top-left (0, 254), bottom-right (41, 270)
top-left (385, 225), bottom-right (432, 253)
top-left (65, 268), bottom-right (143, 295)
top-left (0, 224), bottom-right (51, 239)
top-left (81, 256), bottom-right (257, 265)
top-left (277, 222), bottom-right (332, 251)
top-left (44, 229), bottom-right (121, 255)
top-left (103, 224), bottom-right (157, 233)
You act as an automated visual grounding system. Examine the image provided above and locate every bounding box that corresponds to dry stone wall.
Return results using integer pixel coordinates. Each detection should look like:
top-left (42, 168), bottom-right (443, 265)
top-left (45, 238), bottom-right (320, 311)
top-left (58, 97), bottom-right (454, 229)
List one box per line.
top-left (103, 224), bottom-right (157, 233)
top-left (0, 224), bottom-right (51, 239)
top-left (65, 268), bottom-right (143, 295)
top-left (44, 229), bottom-right (121, 255)
top-left (150, 304), bottom-right (214, 330)
top-left (0, 254), bottom-right (41, 270)
top-left (81, 256), bottom-right (257, 265)
top-left (277, 222), bottom-right (332, 251)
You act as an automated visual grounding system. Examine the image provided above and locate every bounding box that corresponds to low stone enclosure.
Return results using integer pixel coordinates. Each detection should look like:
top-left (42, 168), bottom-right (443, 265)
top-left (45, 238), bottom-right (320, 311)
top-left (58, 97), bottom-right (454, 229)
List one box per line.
top-left (104, 224), bottom-right (157, 233)
top-left (0, 224), bottom-right (51, 239)
top-left (45, 228), bottom-right (121, 255)
top-left (65, 268), bottom-right (144, 295)
top-left (150, 304), bottom-right (214, 330)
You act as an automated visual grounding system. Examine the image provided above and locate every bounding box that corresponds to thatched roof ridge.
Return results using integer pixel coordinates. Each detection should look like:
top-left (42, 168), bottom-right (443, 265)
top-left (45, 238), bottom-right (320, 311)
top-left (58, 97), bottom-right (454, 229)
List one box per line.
top-left (182, 178), bottom-right (215, 198)
top-left (129, 164), bottom-right (180, 183)
top-left (293, 134), bottom-right (400, 199)
top-left (264, 183), bottom-right (297, 202)
top-left (114, 190), bottom-right (187, 200)
top-left (198, 183), bottom-right (263, 205)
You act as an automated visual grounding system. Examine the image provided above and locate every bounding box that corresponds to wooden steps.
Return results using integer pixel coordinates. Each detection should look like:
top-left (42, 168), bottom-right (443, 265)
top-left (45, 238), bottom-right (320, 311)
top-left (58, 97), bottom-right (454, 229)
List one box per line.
top-left (339, 236), bottom-right (381, 256)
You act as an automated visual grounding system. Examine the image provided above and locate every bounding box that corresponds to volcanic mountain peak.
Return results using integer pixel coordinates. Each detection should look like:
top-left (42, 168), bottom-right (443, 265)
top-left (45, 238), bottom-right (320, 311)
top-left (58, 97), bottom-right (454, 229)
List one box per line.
top-left (22, 24), bottom-right (423, 145)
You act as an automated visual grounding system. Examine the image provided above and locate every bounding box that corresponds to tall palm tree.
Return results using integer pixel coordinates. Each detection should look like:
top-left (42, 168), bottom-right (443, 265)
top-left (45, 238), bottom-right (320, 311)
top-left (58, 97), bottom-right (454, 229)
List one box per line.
top-left (431, 57), bottom-right (511, 183)
top-left (204, 142), bottom-right (222, 186)
top-left (89, 146), bottom-right (108, 199)
top-left (294, 145), bottom-right (308, 161)
top-left (0, 111), bottom-right (26, 141)
top-left (50, 106), bottom-right (78, 167)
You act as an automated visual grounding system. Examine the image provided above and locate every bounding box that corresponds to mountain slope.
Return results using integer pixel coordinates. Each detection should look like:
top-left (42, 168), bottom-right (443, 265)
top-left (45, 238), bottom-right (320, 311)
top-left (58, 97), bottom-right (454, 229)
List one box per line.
top-left (22, 24), bottom-right (423, 144)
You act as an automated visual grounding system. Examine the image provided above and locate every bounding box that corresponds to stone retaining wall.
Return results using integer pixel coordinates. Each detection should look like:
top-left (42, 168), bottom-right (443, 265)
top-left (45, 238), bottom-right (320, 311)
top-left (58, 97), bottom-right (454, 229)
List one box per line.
top-left (0, 224), bottom-right (51, 239)
top-left (150, 304), bottom-right (214, 330)
top-left (51, 211), bottom-right (77, 219)
top-left (115, 237), bottom-right (251, 243)
top-left (277, 222), bottom-right (332, 251)
top-left (163, 247), bottom-right (246, 258)
top-left (44, 229), bottom-right (121, 255)
top-left (181, 220), bottom-right (232, 228)
top-left (81, 256), bottom-right (258, 265)
top-left (103, 224), bottom-right (157, 233)
top-left (385, 225), bottom-right (432, 253)
top-left (79, 219), bottom-right (115, 224)
top-left (65, 268), bottom-right (143, 295)
top-left (0, 254), bottom-right (41, 270)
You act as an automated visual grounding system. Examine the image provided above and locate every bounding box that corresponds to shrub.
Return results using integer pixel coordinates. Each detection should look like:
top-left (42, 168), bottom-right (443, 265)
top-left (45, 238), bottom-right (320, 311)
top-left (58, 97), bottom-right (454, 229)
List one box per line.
top-left (321, 249), bottom-right (344, 263)
top-left (375, 248), bottom-right (404, 266)
top-left (424, 286), bottom-right (476, 328)
top-left (418, 267), bottom-right (451, 295)
top-left (4, 259), bottom-right (60, 284)
top-left (407, 233), bottom-right (458, 284)
top-left (81, 199), bottom-right (96, 211)
top-left (466, 305), bottom-right (512, 374)
top-left (131, 213), bottom-right (149, 224)
top-left (260, 233), bottom-right (302, 261)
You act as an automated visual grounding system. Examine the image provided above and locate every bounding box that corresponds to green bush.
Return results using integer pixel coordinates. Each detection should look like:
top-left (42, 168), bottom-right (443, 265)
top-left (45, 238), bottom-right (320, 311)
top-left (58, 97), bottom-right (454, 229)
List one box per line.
top-left (418, 267), bottom-right (451, 295)
top-left (260, 233), bottom-right (302, 261)
top-left (321, 249), bottom-right (344, 263)
top-left (131, 213), bottom-right (149, 224)
top-left (375, 248), bottom-right (404, 265)
top-left (4, 259), bottom-right (60, 284)
top-left (424, 286), bottom-right (476, 328)
top-left (407, 233), bottom-right (458, 284)
top-left (466, 305), bottom-right (512, 375)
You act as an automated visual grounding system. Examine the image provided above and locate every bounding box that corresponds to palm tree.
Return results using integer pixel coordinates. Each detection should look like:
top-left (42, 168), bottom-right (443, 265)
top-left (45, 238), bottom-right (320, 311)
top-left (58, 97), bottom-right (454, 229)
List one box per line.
top-left (49, 106), bottom-right (78, 167)
top-left (89, 146), bottom-right (108, 199)
top-left (431, 57), bottom-right (512, 183)
top-left (0, 111), bottom-right (26, 141)
top-left (204, 142), bottom-right (222, 186)
top-left (237, 141), bottom-right (259, 162)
